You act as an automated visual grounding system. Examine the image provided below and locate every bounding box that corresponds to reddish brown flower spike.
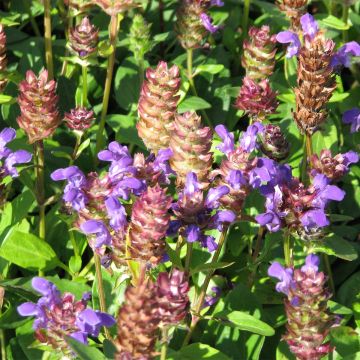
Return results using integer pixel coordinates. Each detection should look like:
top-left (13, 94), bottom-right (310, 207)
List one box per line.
top-left (17, 69), bottom-right (60, 144)
top-left (137, 61), bottom-right (181, 154)
top-left (128, 185), bottom-right (171, 265)
top-left (64, 107), bottom-right (95, 131)
top-left (0, 25), bottom-right (7, 92)
top-left (277, 0), bottom-right (308, 30)
top-left (235, 77), bottom-right (278, 121)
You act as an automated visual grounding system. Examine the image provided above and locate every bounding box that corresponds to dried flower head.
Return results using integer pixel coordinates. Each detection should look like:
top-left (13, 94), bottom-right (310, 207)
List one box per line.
top-left (242, 26), bottom-right (277, 81)
top-left (17, 69), bottom-right (60, 144)
top-left (277, 0), bottom-right (308, 30)
top-left (69, 17), bottom-right (99, 58)
top-left (0, 25), bottom-right (7, 92)
top-left (64, 107), bottom-right (95, 131)
top-left (137, 61), bottom-right (181, 154)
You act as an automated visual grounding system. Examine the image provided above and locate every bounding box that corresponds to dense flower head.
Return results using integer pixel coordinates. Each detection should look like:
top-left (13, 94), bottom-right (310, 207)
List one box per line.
top-left (69, 17), bottom-right (99, 58)
top-left (17, 277), bottom-right (115, 353)
top-left (170, 172), bottom-right (235, 252)
top-left (256, 168), bottom-right (345, 235)
top-left (310, 149), bottom-right (359, 181)
top-left (343, 108), bottom-right (360, 133)
top-left (64, 107), bottom-right (95, 131)
top-left (268, 255), bottom-right (336, 360)
top-left (0, 24), bottom-right (7, 92)
top-left (92, 0), bottom-right (140, 16)
top-left (235, 77), bottom-right (278, 120)
top-left (17, 69), bottom-right (61, 144)
top-left (277, 0), bottom-right (308, 30)
top-left (259, 124), bottom-right (290, 161)
top-left (0, 128), bottom-right (32, 179)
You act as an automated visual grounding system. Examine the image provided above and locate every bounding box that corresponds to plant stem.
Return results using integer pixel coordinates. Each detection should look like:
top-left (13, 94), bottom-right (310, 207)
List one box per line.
top-left (43, 0), bottom-right (54, 79)
top-left (160, 327), bottom-right (168, 360)
top-left (138, 58), bottom-right (144, 86)
top-left (186, 48), bottom-right (212, 128)
top-left (25, 0), bottom-right (41, 37)
top-left (242, 0), bottom-right (251, 37)
top-left (323, 254), bottom-right (335, 294)
top-left (69, 230), bottom-right (79, 257)
top-left (0, 329), bottom-right (5, 360)
top-left (94, 254), bottom-right (110, 339)
top-left (184, 242), bottom-right (193, 275)
top-left (305, 133), bottom-right (313, 161)
top-left (95, 14), bottom-right (120, 158)
top-left (248, 226), bottom-right (265, 288)
top-left (283, 230), bottom-right (292, 267)
top-left (79, 256), bottom-right (95, 277)
top-left (182, 227), bottom-right (229, 346)
top-left (82, 65), bottom-right (88, 107)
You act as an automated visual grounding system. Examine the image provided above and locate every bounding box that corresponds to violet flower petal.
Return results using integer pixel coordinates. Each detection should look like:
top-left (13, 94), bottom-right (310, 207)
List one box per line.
top-left (276, 31), bottom-right (301, 58)
top-left (300, 13), bottom-right (319, 40)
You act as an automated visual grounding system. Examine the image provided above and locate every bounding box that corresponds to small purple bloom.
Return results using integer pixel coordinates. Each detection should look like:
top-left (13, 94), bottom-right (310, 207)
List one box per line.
top-left (226, 170), bottom-right (247, 190)
top-left (301, 254), bottom-right (320, 273)
top-left (80, 220), bottom-right (112, 249)
top-left (113, 177), bottom-right (144, 199)
top-left (210, 210), bottom-right (236, 230)
top-left (312, 174), bottom-right (345, 207)
top-left (105, 196), bottom-right (127, 231)
top-left (331, 41), bottom-right (360, 68)
top-left (268, 262), bottom-right (294, 295)
top-left (185, 224), bottom-right (201, 243)
top-left (185, 172), bottom-right (200, 196)
top-left (239, 122), bottom-right (264, 153)
top-left (200, 13), bottom-right (220, 33)
top-left (203, 286), bottom-right (221, 308)
top-left (153, 148), bottom-right (174, 177)
top-left (0, 128), bottom-right (16, 158)
top-left (343, 151), bottom-right (359, 167)
top-left (3, 150), bottom-right (32, 177)
top-left (210, 0), bottom-right (224, 6)
top-left (276, 31), bottom-right (301, 58)
top-left (343, 108), bottom-right (360, 133)
top-left (205, 186), bottom-right (229, 208)
top-left (215, 125), bottom-right (235, 155)
top-left (97, 141), bottom-right (130, 162)
top-left (201, 235), bottom-right (218, 252)
top-left (76, 308), bottom-right (115, 337)
top-left (301, 209), bottom-right (329, 230)
top-left (300, 13), bottom-right (319, 40)
top-left (256, 212), bottom-right (282, 232)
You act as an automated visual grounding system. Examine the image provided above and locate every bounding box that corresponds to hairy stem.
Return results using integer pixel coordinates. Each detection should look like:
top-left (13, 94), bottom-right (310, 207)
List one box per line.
top-left (182, 227), bottom-right (229, 346)
top-left (160, 327), bottom-right (169, 360)
top-left (94, 254), bottom-right (110, 339)
top-left (242, 0), bottom-right (251, 37)
top-left (95, 14), bottom-right (120, 158)
top-left (323, 253), bottom-right (335, 294)
top-left (43, 0), bottom-right (54, 79)
top-left (283, 230), bottom-right (292, 267)
top-left (82, 65), bottom-right (88, 107)
top-left (184, 242), bottom-right (193, 275)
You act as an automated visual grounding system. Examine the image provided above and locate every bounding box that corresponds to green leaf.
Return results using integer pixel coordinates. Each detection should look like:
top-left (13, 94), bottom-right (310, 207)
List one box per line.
top-left (178, 96), bottom-right (211, 113)
top-left (215, 311), bottom-right (275, 336)
top-left (330, 326), bottom-right (360, 357)
top-left (65, 336), bottom-right (106, 360)
top-left (329, 92), bottom-right (350, 103)
top-left (195, 64), bottom-right (225, 76)
top-left (190, 261), bottom-right (235, 275)
top-left (0, 230), bottom-right (59, 271)
top-left (98, 40), bottom-right (114, 57)
top-left (310, 234), bottom-right (358, 261)
top-left (319, 15), bottom-right (350, 30)
top-left (168, 343), bottom-right (231, 360)
top-left (76, 138), bottom-right (91, 158)
top-left (69, 255), bottom-right (82, 274)
top-left (328, 214), bottom-right (354, 222)
top-left (0, 94), bottom-right (15, 105)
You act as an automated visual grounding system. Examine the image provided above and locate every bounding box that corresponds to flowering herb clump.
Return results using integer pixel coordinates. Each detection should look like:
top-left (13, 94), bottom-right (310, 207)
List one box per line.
top-left (1, 2), bottom-right (359, 360)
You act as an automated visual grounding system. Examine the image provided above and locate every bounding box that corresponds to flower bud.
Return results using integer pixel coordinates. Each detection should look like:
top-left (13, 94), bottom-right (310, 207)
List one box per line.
top-left (69, 17), bottom-right (99, 58)
top-left (242, 26), bottom-right (277, 81)
top-left (170, 111), bottom-right (213, 189)
top-left (137, 61), bottom-right (181, 154)
top-left (235, 77), bottom-right (278, 121)
top-left (17, 69), bottom-right (60, 144)
top-left (64, 107), bottom-right (95, 131)
top-left (259, 124), bottom-right (289, 161)
top-left (0, 25), bottom-right (7, 92)
top-left (128, 185), bottom-right (172, 265)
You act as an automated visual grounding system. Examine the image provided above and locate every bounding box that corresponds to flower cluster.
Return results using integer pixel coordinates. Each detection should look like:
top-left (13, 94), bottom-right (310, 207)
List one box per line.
top-left (0, 128), bottom-right (32, 180)
top-left (116, 269), bottom-right (189, 358)
top-left (17, 278), bottom-right (115, 353)
top-left (268, 255), bottom-right (336, 360)
top-left (64, 107), bottom-right (95, 131)
top-left (170, 172), bottom-right (235, 252)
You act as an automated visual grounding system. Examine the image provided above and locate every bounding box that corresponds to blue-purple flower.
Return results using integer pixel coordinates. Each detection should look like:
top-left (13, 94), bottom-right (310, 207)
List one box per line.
top-left (331, 41), bottom-right (360, 68)
top-left (105, 196), bottom-right (127, 231)
top-left (215, 125), bottom-right (235, 155)
top-left (80, 219), bottom-right (112, 249)
top-left (268, 262), bottom-right (294, 295)
top-left (343, 107), bottom-right (360, 133)
top-left (17, 277), bottom-right (115, 349)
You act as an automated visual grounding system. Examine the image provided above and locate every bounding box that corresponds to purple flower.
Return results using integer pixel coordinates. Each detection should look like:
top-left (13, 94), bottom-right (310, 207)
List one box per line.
top-left (268, 262), bottom-right (294, 295)
top-left (312, 174), bottom-right (345, 208)
top-left (276, 31), bottom-right (301, 58)
top-left (105, 196), bottom-right (127, 231)
top-left (301, 254), bottom-right (320, 274)
top-left (97, 141), bottom-right (131, 162)
top-left (185, 224), bottom-right (201, 243)
top-left (226, 170), bottom-right (247, 190)
top-left (301, 209), bottom-right (329, 230)
top-left (332, 41), bottom-right (360, 68)
top-left (300, 13), bottom-right (319, 40)
top-left (3, 150), bottom-right (32, 177)
top-left (80, 220), bottom-right (111, 249)
top-left (152, 148), bottom-right (174, 181)
top-left (205, 186), bottom-right (229, 208)
top-left (210, 0), bottom-right (224, 6)
top-left (76, 308), bottom-right (115, 337)
top-left (113, 176), bottom-right (144, 199)
top-left (200, 13), bottom-right (220, 33)
top-left (184, 172), bottom-right (200, 196)
top-left (210, 210), bottom-right (236, 230)
top-left (343, 151), bottom-right (359, 167)
top-left (215, 125), bottom-right (235, 155)
top-left (239, 122), bottom-right (264, 153)
top-left (343, 108), bottom-right (360, 133)
top-left (203, 286), bottom-right (221, 308)
top-left (201, 235), bottom-right (218, 252)
top-left (0, 128), bottom-right (16, 158)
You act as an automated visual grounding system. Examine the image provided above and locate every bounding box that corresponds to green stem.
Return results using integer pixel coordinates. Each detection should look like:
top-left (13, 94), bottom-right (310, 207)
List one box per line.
top-left (82, 65), bottom-right (88, 108)
top-left (242, 0), bottom-right (251, 37)
top-left (283, 230), bottom-right (292, 267)
top-left (94, 254), bottom-right (110, 339)
top-left (35, 141), bottom-right (46, 241)
top-left (0, 329), bottom-right (5, 360)
top-left (95, 14), bottom-right (120, 158)
top-left (182, 227), bottom-right (229, 347)
top-left (323, 254), bottom-right (335, 294)
top-left (184, 242), bottom-right (193, 275)
top-left (25, 0), bottom-right (41, 37)
top-left (138, 58), bottom-right (144, 86)
top-left (300, 134), bottom-right (308, 184)
top-left (70, 132), bottom-right (82, 164)
top-left (160, 327), bottom-right (169, 360)
top-left (248, 226), bottom-right (265, 288)
top-left (186, 48), bottom-right (212, 128)
top-left (69, 230), bottom-right (79, 257)
top-left (44, 0), bottom-right (54, 79)
top-left (79, 256), bottom-right (95, 277)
